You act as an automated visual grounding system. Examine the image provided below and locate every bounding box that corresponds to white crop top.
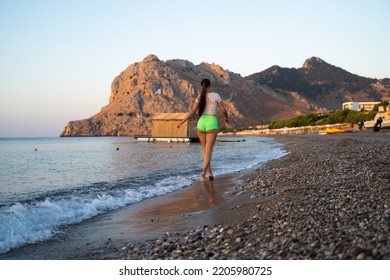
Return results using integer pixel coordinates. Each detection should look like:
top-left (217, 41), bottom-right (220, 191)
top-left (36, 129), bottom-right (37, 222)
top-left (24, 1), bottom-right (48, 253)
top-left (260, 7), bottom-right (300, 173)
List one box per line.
top-left (195, 92), bottom-right (222, 115)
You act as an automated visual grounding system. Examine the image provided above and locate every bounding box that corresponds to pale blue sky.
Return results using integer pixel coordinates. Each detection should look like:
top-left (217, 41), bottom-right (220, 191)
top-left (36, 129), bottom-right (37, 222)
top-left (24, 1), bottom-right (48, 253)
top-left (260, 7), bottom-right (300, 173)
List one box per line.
top-left (1, 0), bottom-right (389, 137)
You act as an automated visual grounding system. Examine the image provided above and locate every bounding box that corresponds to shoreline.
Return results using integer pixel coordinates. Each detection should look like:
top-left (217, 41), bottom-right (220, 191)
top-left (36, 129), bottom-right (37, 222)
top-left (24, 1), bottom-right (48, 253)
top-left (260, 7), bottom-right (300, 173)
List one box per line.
top-left (0, 159), bottom-right (260, 260)
top-left (2, 131), bottom-right (389, 260)
top-left (120, 131), bottom-right (390, 260)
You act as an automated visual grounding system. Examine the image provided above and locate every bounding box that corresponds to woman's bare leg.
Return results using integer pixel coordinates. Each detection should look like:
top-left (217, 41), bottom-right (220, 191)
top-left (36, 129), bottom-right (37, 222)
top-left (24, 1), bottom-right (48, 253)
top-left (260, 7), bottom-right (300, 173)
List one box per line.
top-left (202, 130), bottom-right (218, 179)
top-left (197, 130), bottom-right (207, 181)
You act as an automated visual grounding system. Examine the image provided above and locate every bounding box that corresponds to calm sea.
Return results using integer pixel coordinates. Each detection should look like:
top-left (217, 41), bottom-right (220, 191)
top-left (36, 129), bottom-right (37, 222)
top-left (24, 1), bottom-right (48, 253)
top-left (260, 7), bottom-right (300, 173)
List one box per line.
top-left (0, 136), bottom-right (285, 254)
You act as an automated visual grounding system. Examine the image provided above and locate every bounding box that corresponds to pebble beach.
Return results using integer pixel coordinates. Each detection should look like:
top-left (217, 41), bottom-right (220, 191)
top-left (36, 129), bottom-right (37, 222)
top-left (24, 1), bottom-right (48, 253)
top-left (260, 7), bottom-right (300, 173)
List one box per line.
top-left (120, 132), bottom-right (390, 260)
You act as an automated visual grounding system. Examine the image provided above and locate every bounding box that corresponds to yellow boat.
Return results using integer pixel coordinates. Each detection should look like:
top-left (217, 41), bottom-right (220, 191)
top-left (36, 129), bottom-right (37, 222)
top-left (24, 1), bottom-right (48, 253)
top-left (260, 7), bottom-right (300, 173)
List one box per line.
top-left (319, 128), bottom-right (353, 135)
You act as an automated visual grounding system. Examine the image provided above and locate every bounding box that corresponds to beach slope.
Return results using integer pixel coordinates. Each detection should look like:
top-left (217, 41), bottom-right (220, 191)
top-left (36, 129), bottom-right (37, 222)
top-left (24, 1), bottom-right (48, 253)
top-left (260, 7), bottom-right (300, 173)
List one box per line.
top-left (121, 132), bottom-right (390, 260)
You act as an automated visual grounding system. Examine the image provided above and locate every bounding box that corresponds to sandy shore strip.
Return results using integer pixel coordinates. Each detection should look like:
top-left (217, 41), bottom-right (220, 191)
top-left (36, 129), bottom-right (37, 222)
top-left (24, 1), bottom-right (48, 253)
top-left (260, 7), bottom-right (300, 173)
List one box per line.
top-left (120, 131), bottom-right (390, 260)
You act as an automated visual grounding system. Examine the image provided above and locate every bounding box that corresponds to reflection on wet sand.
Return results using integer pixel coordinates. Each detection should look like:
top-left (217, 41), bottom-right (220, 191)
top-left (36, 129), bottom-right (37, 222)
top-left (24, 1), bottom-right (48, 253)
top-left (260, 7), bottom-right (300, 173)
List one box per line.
top-left (118, 174), bottom-right (247, 242)
top-left (134, 180), bottom-right (218, 219)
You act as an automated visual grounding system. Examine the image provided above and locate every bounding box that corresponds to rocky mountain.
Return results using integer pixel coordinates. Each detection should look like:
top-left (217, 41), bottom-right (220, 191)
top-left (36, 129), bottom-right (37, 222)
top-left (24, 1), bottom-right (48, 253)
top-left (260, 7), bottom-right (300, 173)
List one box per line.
top-left (247, 57), bottom-right (390, 110)
top-left (61, 55), bottom-right (389, 136)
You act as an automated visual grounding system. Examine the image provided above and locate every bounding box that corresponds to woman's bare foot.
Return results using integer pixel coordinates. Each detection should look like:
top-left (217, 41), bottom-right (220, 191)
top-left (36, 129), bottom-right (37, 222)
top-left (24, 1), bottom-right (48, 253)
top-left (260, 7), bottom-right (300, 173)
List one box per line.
top-left (208, 167), bottom-right (214, 181)
top-left (200, 172), bottom-right (206, 182)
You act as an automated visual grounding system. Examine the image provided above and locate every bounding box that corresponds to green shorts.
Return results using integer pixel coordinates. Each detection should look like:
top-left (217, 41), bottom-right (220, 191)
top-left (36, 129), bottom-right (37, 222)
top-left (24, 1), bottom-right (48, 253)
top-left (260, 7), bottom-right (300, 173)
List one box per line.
top-left (197, 115), bottom-right (218, 132)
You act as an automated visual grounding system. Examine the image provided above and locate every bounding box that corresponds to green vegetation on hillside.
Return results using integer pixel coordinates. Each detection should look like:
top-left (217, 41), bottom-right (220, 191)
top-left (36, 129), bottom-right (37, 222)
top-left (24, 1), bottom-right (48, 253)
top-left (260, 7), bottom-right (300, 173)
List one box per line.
top-left (268, 109), bottom-right (376, 129)
top-left (268, 113), bottom-right (325, 129)
top-left (220, 101), bottom-right (389, 132)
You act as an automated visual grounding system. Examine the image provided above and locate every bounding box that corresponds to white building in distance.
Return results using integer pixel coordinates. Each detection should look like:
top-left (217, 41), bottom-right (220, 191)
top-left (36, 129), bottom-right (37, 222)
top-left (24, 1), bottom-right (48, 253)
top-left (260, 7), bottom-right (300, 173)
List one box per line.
top-left (342, 101), bottom-right (381, 111)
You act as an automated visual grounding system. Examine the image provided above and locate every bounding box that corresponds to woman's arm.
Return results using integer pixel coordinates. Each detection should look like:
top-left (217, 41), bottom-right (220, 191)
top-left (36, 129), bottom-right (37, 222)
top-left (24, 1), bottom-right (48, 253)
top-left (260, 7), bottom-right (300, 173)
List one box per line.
top-left (218, 101), bottom-right (230, 127)
top-left (177, 101), bottom-right (199, 128)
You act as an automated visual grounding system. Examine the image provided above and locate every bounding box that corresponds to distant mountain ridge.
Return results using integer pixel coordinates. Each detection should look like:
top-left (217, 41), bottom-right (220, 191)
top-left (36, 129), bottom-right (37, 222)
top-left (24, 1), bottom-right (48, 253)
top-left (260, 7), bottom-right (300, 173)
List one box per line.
top-left (61, 55), bottom-right (389, 136)
top-left (247, 57), bottom-right (390, 110)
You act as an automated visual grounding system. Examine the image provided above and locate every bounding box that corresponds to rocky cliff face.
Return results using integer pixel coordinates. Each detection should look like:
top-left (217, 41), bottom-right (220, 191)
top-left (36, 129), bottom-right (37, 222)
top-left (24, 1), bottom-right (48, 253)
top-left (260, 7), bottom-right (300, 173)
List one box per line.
top-left (61, 54), bottom-right (315, 136)
top-left (61, 55), bottom-right (389, 136)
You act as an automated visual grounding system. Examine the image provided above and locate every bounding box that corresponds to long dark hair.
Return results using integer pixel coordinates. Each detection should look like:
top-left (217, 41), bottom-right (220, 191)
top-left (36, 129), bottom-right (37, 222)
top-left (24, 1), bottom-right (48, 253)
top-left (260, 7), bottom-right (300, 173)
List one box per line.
top-left (198, 78), bottom-right (210, 116)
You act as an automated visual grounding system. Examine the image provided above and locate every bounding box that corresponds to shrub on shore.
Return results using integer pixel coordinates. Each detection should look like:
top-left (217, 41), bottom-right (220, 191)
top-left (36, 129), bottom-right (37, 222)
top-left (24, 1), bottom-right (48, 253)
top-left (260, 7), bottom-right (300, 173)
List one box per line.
top-left (268, 109), bottom-right (370, 129)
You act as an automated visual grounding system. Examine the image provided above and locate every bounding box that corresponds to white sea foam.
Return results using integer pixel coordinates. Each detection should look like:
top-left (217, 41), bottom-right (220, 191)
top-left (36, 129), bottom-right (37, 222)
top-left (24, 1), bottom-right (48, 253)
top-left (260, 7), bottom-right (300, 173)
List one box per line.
top-left (0, 175), bottom-right (192, 254)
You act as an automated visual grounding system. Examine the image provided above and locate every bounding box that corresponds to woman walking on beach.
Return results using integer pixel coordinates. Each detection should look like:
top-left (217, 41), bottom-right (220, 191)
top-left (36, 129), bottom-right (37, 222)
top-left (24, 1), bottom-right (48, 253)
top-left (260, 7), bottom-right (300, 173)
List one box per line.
top-left (177, 78), bottom-right (229, 181)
